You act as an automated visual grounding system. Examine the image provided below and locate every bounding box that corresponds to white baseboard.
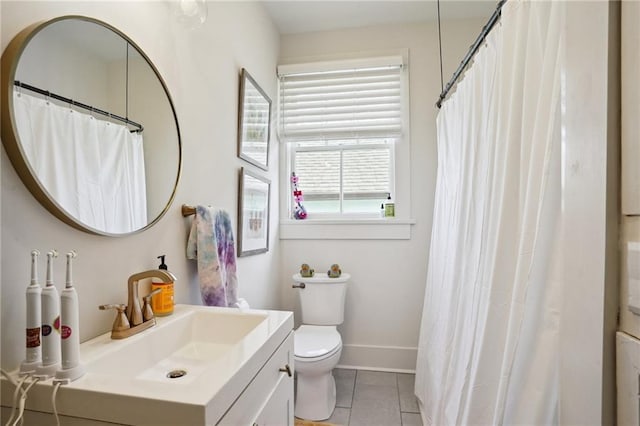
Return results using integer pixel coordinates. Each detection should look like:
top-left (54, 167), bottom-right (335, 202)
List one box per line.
top-left (337, 343), bottom-right (417, 373)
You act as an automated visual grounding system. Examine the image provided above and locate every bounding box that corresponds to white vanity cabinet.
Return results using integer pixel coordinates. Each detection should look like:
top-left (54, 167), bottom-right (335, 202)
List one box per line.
top-left (1, 331), bottom-right (295, 426)
top-left (0, 306), bottom-right (294, 426)
top-left (218, 332), bottom-right (294, 425)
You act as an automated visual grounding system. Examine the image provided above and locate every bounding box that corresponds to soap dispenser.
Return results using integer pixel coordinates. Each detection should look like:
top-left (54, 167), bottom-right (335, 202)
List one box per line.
top-left (151, 255), bottom-right (174, 316)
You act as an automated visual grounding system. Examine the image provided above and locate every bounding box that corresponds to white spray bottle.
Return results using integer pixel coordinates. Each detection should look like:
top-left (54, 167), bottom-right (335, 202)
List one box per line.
top-left (20, 250), bottom-right (42, 374)
top-left (35, 250), bottom-right (61, 378)
top-left (54, 251), bottom-right (84, 383)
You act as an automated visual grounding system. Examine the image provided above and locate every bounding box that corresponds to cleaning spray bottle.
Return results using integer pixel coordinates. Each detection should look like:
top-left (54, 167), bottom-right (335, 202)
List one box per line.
top-left (54, 251), bottom-right (84, 383)
top-left (35, 250), bottom-right (61, 378)
top-left (20, 250), bottom-right (42, 374)
top-left (151, 255), bottom-right (174, 316)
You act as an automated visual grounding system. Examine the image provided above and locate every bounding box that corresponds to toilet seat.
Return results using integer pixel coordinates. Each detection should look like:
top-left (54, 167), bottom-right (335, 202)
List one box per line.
top-left (294, 325), bottom-right (341, 360)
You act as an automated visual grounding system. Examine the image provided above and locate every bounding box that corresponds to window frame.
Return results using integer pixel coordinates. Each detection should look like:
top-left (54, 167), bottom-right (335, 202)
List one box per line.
top-left (278, 50), bottom-right (413, 239)
top-left (289, 139), bottom-right (396, 219)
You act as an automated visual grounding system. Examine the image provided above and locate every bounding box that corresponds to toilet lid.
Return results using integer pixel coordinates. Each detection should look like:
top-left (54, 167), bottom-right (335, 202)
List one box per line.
top-left (294, 325), bottom-right (341, 358)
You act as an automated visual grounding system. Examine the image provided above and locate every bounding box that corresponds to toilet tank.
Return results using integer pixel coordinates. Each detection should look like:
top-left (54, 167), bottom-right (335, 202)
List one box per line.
top-left (293, 273), bottom-right (350, 325)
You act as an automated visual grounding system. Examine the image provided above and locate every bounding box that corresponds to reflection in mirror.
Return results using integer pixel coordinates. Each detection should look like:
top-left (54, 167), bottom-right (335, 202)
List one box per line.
top-left (1, 16), bottom-right (181, 235)
top-left (238, 68), bottom-right (271, 171)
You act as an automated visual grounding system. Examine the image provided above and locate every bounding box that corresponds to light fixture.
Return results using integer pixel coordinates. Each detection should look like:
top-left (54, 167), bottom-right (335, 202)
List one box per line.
top-left (174, 0), bottom-right (208, 29)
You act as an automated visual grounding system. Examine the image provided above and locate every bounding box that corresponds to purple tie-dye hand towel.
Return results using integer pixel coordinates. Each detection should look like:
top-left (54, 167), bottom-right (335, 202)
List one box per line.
top-left (186, 206), bottom-right (238, 307)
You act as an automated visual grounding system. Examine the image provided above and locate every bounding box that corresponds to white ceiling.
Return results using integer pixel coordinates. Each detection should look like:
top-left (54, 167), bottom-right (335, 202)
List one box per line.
top-left (262, 0), bottom-right (498, 35)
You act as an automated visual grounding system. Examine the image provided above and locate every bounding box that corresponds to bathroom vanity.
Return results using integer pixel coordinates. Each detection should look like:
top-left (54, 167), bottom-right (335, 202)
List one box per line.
top-left (0, 305), bottom-right (294, 425)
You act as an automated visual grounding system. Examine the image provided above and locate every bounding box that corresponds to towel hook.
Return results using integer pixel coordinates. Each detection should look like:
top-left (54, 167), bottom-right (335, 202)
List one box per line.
top-left (182, 205), bottom-right (196, 217)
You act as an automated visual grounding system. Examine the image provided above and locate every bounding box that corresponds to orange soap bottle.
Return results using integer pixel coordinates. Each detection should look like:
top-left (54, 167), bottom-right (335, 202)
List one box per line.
top-left (151, 255), bottom-right (174, 316)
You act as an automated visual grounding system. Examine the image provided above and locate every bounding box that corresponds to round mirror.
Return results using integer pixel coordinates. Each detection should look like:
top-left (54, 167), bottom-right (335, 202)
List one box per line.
top-left (1, 16), bottom-right (181, 236)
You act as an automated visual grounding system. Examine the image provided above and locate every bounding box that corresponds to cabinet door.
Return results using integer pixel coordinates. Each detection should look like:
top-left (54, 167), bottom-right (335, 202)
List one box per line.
top-left (218, 332), bottom-right (294, 425)
top-left (253, 372), bottom-right (294, 426)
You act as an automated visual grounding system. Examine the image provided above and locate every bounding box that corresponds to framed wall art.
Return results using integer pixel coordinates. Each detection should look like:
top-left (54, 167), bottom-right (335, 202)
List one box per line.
top-left (238, 167), bottom-right (270, 256)
top-left (237, 68), bottom-right (271, 170)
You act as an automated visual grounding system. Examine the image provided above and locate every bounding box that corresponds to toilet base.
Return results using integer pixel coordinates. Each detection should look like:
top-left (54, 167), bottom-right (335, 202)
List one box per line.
top-left (295, 370), bottom-right (336, 421)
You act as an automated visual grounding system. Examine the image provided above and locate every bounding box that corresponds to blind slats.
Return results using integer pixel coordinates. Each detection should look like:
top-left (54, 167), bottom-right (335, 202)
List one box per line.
top-left (285, 128), bottom-right (401, 140)
top-left (279, 64), bottom-right (403, 142)
top-left (277, 56), bottom-right (403, 76)
top-left (283, 78), bottom-right (400, 91)
top-left (285, 119), bottom-right (401, 130)
top-left (282, 81), bottom-right (399, 92)
top-left (282, 91), bottom-right (400, 104)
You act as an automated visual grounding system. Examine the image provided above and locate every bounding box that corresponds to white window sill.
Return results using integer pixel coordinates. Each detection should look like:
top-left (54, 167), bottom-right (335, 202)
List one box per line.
top-left (279, 218), bottom-right (416, 240)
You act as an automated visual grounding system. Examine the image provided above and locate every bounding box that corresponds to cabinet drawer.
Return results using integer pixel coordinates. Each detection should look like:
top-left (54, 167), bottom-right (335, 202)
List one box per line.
top-left (218, 332), bottom-right (294, 425)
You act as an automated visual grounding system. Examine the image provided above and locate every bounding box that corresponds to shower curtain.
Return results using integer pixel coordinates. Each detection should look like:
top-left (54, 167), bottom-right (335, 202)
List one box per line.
top-left (13, 92), bottom-right (147, 233)
top-left (415, 1), bottom-right (563, 424)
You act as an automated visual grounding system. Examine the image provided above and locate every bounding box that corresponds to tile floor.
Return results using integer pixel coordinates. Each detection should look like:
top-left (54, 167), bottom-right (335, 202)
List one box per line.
top-left (323, 369), bottom-right (423, 426)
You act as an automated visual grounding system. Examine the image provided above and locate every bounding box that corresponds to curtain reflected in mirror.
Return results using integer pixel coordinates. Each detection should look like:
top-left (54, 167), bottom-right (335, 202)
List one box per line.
top-left (13, 92), bottom-right (147, 233)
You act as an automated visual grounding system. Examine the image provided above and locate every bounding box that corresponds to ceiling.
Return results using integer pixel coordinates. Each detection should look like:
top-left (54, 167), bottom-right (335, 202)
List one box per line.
top-left (262, 0), bottom-right (498, 35)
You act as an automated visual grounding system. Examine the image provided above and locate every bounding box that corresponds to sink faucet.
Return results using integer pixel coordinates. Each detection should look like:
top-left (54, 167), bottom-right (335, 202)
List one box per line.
top-left (99, 269), bottom-right (176, 339)
top-left (126, 269), bottom-right (176, 326)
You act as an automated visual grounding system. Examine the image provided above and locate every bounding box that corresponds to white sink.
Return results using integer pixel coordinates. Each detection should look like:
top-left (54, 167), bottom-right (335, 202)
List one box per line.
top-left (85, 307), bottom-right (269, 382)
top-left (0, 304), bottom-right (293, 425)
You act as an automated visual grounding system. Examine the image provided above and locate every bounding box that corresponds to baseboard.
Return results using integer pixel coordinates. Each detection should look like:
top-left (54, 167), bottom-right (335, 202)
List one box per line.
top-left (337, 343), bottom-right (417, 373)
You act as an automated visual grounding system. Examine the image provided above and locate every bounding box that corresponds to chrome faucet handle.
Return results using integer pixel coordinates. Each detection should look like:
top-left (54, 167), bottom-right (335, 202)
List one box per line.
top-left (99, 304), bottom-right (130, 332)
top-left (142, 288), bottom-right (162, 322)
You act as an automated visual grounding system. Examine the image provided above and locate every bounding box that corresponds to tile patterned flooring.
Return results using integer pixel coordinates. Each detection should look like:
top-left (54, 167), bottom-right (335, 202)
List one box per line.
top-left (323, 369), bottom-right (423, 426)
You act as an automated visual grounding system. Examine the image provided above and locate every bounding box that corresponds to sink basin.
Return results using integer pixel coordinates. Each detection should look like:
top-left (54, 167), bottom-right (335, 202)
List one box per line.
top-left (0, 304), bottom-right (293, 425)
top-left (85, 307), bottom-right (269, 384)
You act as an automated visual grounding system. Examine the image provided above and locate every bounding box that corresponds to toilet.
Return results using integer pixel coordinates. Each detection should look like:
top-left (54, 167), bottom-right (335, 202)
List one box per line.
top-left (292, 272), bottom-right (350, 421)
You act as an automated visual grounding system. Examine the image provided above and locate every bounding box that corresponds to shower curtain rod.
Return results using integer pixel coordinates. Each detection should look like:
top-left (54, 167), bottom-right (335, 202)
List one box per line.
top-left (436, 0), bottom-right (506, 108)
top-left (13, 81), bottom-right (144, 132)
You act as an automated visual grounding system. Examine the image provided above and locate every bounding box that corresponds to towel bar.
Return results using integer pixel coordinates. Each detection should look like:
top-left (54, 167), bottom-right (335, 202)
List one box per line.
top-left (181, 204), bottom-right (196, 217)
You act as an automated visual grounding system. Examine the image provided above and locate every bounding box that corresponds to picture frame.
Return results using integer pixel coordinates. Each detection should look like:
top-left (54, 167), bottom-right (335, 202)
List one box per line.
top-left (238, 167), bottom-right (270, 256)
top-left (237, 68), bottom-right (271, 171)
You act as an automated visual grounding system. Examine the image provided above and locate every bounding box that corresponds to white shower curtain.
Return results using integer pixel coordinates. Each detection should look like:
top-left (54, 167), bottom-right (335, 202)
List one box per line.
top-left (13, 92), bottom-right (147, 233)
top-left (415, 1), bottom-right (563, 424)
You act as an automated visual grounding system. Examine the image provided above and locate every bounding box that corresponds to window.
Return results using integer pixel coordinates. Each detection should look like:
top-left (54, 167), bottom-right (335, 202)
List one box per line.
top-left (278, 56), bottom-right (407, 219)
top-left (292, 139), bottom-right (394, 215)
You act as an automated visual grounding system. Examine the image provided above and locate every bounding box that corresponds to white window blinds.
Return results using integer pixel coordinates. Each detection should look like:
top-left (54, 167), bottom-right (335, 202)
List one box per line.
top-left (278, 57), bottom-right (404, 142)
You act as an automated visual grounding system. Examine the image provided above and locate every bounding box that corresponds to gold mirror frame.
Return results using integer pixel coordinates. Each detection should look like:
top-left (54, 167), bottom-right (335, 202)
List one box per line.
top-left (0, 15), bottom-right (182, 236)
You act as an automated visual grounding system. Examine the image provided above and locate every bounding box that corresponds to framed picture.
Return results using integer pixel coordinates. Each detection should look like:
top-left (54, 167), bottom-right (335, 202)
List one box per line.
top-left (238, 167), bottom-right (270, 256)
top-left (238, 68), bottom-right (271, 171)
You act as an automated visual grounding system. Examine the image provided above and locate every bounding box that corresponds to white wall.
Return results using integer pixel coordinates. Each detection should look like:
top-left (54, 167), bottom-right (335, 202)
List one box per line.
top-left (0, 1), bottom-right (281, 371)
top-left (560, 1), bottom-right (619, 424)
top-left (15, 23), bottom-right (111, 107)
top-left (278, 20), bottom-right (483, 371)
